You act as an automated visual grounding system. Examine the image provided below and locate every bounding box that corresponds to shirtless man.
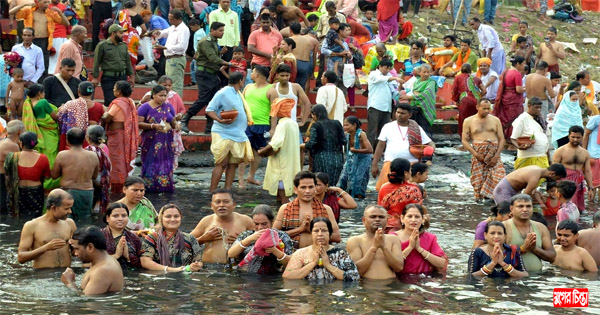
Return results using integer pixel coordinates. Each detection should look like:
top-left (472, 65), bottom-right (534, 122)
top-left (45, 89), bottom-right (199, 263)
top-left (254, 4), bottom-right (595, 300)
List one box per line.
top-left (289, 22), bottom-right (319, 91)
top-left (273, 171), bottom-right (341, 249)
top-left (553, 125), bottom-right (594, 211)
top-left (536, 27), bottom-right (565, 74)
top-left (51, 128), bottom-right (99, 224)
top-left (492, 164), bottom-right (566, 206)
top-left (461, 99), bottom-right (506, 200)
top-left (190, 189), bottom-right (254, 264)
top-left (346, 205), bottom-right (404, 279)
top-left (17, 189), bottom-right (76, 268)
top-left (273, 0), bottom-right (308, 28)
top-left (266, 64), bottom-right (312, 131)
top-left (553, 219), bottom-right (598, 272)
top-left (504, 194), bottom-right (556, 272)
top-left (577, 212), bottom-right (600, 267)
top-left (62, 226), bottom-right (124, 295)
top-left (0, 120), bottom-right (24, 213)
top-left (525, 61), bottom-right (556, 119)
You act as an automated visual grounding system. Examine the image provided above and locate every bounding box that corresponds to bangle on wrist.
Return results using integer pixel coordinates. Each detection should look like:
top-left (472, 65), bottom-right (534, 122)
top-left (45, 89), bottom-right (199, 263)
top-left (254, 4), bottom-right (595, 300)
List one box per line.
top-left (480, 266), bottom-right (490, 275)
top-left (417, 248), bottom-right (424, 254)
top-left (151, 123), bottom-right (154, 130)
top-left (239, 241), bottom-right (247, 249)
top-left (164, 265), bottom-right (168, 273)
top-left (277, 253), bottom-right (287, 261)
top-left (424, 252), bottom-right (431, 260)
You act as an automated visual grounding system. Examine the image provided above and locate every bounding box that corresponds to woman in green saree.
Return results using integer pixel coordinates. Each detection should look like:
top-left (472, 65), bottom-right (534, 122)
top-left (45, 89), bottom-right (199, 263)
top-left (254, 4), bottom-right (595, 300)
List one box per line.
top-left (118, 176), bottom-right (158, 233)
top-left (21, 84), bottom-right (61, 190)
top-left (400, 64), bottom-right (438, 137)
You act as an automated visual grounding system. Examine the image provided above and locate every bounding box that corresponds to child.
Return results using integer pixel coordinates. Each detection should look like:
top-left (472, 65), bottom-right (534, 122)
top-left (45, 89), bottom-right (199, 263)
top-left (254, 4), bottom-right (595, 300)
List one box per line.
top-left (410, 162), bottom-right (429, 198)
top-left (362, 9), bottom-right (379, 35)
top-left (220, 46), bottom-right (247, 80)
top-left (325, 17), bottom-right (345, 72)
top-left (188, 18), bottom-right (206, 87)
top-left (338, 116), bottom-right (373, 199)
top-left (5, 68), bottom-right (26, 120)
top-left (543, 181), bottom-right (562, 216)
top-left (556, 180), bottom-right (579, 224)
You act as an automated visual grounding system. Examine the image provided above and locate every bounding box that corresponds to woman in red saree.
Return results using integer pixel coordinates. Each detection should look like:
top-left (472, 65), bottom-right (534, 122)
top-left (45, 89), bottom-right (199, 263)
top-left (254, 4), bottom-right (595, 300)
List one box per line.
top-left (118, 1), bottom-right (147, 68)
top-left (493, 56), bottom-right (526, 140)
top-left (103, 81), bottom-right (139, 195)
top-left (452, 63), bottom-right (486, 136)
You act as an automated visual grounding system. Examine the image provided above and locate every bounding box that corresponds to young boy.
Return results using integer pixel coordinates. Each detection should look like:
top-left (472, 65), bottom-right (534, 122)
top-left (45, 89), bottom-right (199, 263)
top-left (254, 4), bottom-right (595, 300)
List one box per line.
top-left (325, 17), bottom-right (345, 72)
top-left (363, 9), bottom-right (379, 35)
top-left (556, 180), bottom-right (579, 224)
top-left (189, 18), bottom-right (206, 87)
top-left (553, 219), bottom-right (598, 272)
top-left (5, 68), bottom-right (25, 119)
top-left (220, 46), bottom-right (247, 80)
top-left (543, 181), bottom-right (561, 216)
top-left (410, 162), bottom-right (429, 198)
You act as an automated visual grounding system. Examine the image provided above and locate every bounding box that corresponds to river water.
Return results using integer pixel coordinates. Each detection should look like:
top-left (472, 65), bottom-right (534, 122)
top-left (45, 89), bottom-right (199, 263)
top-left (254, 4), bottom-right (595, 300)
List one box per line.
top-left (0, 147), bottom-right (599, 314)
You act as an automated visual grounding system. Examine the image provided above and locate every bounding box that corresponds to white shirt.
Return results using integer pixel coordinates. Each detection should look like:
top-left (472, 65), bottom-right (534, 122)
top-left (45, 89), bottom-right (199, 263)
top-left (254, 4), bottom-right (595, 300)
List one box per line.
top-left (367, 69), bottom-right (393, 112)
top-left (378, 121), bottom-right (431, 163)
top-left (159, 22), bottom-right (190, 56)
top-left (511, 112), bottom-right (548, 158)
top-left (480, 70), bottom-right (499, 100)
top-left (316, 83), bottom-right (347, 125)
top-left (477, 24), bottom-right (504, 54)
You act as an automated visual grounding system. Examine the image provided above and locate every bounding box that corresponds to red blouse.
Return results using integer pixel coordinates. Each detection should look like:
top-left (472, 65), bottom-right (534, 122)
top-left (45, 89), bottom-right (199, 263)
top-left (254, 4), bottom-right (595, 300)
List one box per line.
top-left (18, 154), bottom-right (51, 181)
top-left (88, 102), bottom-right (105, 124)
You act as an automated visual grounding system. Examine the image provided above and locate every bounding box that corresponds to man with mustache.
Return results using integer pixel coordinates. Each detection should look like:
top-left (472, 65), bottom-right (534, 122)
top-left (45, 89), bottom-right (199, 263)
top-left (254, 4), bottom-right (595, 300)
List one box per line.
top-left (346, 205), bottom-right (404, 279)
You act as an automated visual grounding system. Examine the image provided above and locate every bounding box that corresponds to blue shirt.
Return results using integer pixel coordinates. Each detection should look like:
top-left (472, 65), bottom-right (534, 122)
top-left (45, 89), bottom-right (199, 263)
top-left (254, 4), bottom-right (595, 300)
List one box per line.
top-left (586, 115), bottom-right (600, 158)
top-left (11, 43), bottom-right (44, 83)
top-left (193, 29), bottom-right (207, 52)
top-left (149, 15), bottom-right (170, 45)
top-left (206, 86), bottom-right (249, 142)
top-left (367, 69), bottom-right (393, 112)
top-left (402, 58), bottom-right (427, 77)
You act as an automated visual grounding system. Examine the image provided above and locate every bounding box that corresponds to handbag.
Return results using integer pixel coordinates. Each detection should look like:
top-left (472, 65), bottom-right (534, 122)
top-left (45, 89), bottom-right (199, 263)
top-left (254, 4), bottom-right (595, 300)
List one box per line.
top-left (54, 74), bottom-right (76, 101)
top-left (342, 63), bottom-right (356, 88)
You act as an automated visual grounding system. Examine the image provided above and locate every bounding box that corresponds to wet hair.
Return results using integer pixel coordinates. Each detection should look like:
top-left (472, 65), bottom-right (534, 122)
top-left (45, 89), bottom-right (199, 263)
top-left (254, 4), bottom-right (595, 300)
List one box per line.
top-left (510, 193), bottom-right (532, 205)
top-left (310, 217), bottom-right (333, 237)
top-left (547, 26), bottom-right (557, 34)
top-left (401, 204), bottom-right (427, 232)
top-left (210, 21), bottom-right (226, 31)
top-left (557, 219), bottom-right (579, 234)
top-left (66, 127), bottom-right (85, 146)
top-left (293, 170), bottom-right (317, 187)
top-left (151, 85), bottom-right (167, 98)
top-left (253, 65), bottom-right (269, 78)
top-left (228, 71), bottom-right (245, 85)
top-left (211, 188), bottom-right (235, 201)
top-left (528, 97), bottom-right (543, 106)
top-left (233, 46), bottom-right (245, 54)
top-left (566, 81), bottom-right (582, 91)
top-left (461, 63), bottom-right (472, 74)
top-left (72, 226), bottom-right (107, 250)
top-left (379, 59), bottom-right (393, 68)
top-left (103, 202), bottom-right (130, 224)
top-left (19, 131), bottom-right (38, 149)
top-left (157, 75), bottom-right (172, 84)
top-left (188, 18), bottom-right (200, 26)
top-left (443, 35), bottom-right (456, 42)
top-left (344, 115), bottom-right (361, 129)
top-left (568, 125), bottom-right (584, 136)
top-left (557, 180), bottom-right (577, 199)
top-left (311, 104), bottom-right (329, 121)
top-left (410, 41), bottom-right (424, 50)
top-left (460, 38), bottom-right (471, 46)
top-left (516, 36), bottom-right (527, 44)
top-left (323, 71), bottom-right (338, 83)
top-left (315, 172), bottom-right (329, 186)
top-left (325, 1), bottom-right (336, 9)
top-left (550, 71), bottom-right (561, 80)
top-left (124, 176), bottom-right (145, 188)
top-left (307, 14), bottom-right (319, 22)
top-left (114, 80), bottom-right (133, 97)
top-left (536, 61), bottom-right (548, 70)
top-left (479, 98), bottom-right (492, 105)
top-left (169, 9), bottom-right (183, 20)
top-left (61, 58), bottom-right (76, 68)
top-left (282, 38), bottom-right (296, 50)
top-left (78, 81), bottom-right (95, 96)
top-left (510, 55), bottom-right (526, 66)
top-left (576, 70), bottom-right (589, 81)
top-left (86, 125), bottom-right (106, 144)
top-left (484, 220), bottom-right (506, 234)
top-left (123, 0), bottom-right (135, 8)
top-left (26, 84), bottom-right (45, 98)
top-left (490, 201), bottom-right (511, 217)
top-left (251, 204), bottom-right (274, 222)
top-left (410, 163), bottom-right (429, 177)
top-left (388, 158), bottom-right (411, 184)
top-left (46, 190), bottom-right (73, 210)
top-left (260, 13), bottom-right (271, 21)
top-left (328, 17), bottom-right (340, 25)
top-left (548, 163), bottom-right (567, 178)
top-left (276, 63), bottom-right (292, 74)
top-left (290, 22), bottom-right (301, 34)
top-left (530, 212), bottom-right (548, 227)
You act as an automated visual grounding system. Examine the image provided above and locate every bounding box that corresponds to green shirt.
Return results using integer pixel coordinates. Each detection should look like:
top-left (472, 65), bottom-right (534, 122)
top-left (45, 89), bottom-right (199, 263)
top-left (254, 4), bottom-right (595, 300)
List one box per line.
top-left (92, 39), bottom-right (134, 78)
top-left (244, 83), bottom-right (272, 125)
top-left (450, 50), bottom-right (479, 71)
top-left (195, 36), bottom-right (225, 72)
top-left (370, 50), bottom-right (395, 70)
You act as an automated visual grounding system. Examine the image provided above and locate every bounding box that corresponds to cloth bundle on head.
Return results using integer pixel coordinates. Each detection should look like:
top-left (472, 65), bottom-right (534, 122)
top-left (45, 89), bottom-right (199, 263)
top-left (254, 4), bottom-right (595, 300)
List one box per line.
top-left (269, 98), bottom-right (296, 118)
top-left (3, 52), bottom-right (24, 76)
top-left (475, 58), bottom-right (492, 78)
top-left (237, 229), bottom-right (282, 268)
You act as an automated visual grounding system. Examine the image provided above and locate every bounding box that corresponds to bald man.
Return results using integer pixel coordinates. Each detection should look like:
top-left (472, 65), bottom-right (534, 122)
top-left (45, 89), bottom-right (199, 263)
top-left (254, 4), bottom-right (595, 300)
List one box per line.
top-left (54, 25), bottom-right (88, 79)
top-left (0, 120), bottom-right (24, 213)
top-left (17, 189), bottom-right (76, 268)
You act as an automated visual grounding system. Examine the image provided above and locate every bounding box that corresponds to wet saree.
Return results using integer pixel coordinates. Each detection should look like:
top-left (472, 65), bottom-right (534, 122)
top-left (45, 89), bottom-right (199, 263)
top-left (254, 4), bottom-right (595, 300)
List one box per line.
top-left (141, 229), bottom-right (203, 267)
top-left (107, 97), bottom-right (139, 194)
top-left (85, 144), bottom-right (112, 215)
top-left (102, 227), bottom-right (142, 269)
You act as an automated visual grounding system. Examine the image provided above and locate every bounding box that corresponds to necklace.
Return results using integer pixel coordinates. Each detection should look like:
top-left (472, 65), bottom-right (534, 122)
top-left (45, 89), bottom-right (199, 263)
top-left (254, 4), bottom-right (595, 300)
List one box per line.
top-left (397, 124), bottom-right (408, 141)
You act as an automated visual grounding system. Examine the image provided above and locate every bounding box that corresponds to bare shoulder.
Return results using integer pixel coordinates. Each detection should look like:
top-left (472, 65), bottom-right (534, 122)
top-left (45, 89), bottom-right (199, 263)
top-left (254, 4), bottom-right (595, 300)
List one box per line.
top-left (488, 115), bottom-right (501, 124)
top-left (22, 218), bottom-right (39, 232)
top-left (66, 218), bottom-right (77, 232)
top-left (235, 212), bottom-right (254, 224)
top-left (347, 234), bottom-right (363, 244)
top-left (533, 221), bottom-right (551, 234)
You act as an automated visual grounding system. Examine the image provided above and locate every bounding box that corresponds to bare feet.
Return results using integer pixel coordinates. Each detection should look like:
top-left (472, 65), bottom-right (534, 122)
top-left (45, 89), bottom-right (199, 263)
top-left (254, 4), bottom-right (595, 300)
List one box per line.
top-left (238, 179), bottom-right (247, 189)
top-left (246, 177), bottom-right (262, 186)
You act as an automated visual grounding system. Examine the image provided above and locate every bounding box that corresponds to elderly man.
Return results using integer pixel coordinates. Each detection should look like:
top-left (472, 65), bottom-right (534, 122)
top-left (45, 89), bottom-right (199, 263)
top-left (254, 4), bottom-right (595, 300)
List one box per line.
top-left (54, 25), bottom-right (87, 80)
top-left (511, 97), bottom-right (550, 171)
top-left (11, 28), bottom-right (44, 84)
top-left (470, 17), bottom-right (505, 75)
top-left (43, 58), bottom-right (80, 107)
top-left (0, 121), bottom-right (25, 213)
top-left (347, 205), bottom-right (404, 279)
top-left (152, 9), bottom-right (189, 97)
top-left (17, 189), bottom-right (76, 268)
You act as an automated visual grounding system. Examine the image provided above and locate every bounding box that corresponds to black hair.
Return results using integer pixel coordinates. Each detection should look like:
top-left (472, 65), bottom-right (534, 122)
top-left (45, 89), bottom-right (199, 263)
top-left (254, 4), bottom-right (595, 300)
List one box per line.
top-left (86, 125), bottom-right (106, 144)
top-left (228, 71), bottom-right (245, 85)
top-left (576, 70), bottom-right (589, 81)
top-left (567, 81), bottom-right (582, 92)
top-left (479, 98), bottom-right (492, 105)
top-left (293, 170), bottom-right (317, 187)
top-left (568, 125), bottom-right (585, 136)
top-left (61, 58), bottom-right (76, 68)
top-left (557, 180), bottom-right (577, 199)
top-left (546, 181), bottom-right (558, 191)
top-left (114, 80), bottom-right (133, 97)
top-left (23, 27), bottom-right (34, 36)
top-left (325, 1), bottom-right (336, 9)
top-left (26, 83), bottom-right (44, 98)
top-left (210, 21), bottom-right (226, 31)
top-left (593, 212), bottom-right (600, 225)
top-left (510, 55), bottom-right (526, 66)
top-left (484, 220), bottom-right (506, 234)
top-left (233, 46), bottom-right (245, 54)
top-left (290, 22), bottom-right (301, 34)
top-left (251, 204), bottom-right (275, 222)
top-left (510, 193), bottom-right (532, 205)
top-left (379, 59), bottom-right (393, 68)
top-left (268, 5), bottom-right (277, 12)
top-left (516, 36), bottom-right (527, 44)
top-left (307, 14), bottom-right (319, 22)
top-left (212, 188), bottom-right (235, 201)
top-left (548, 26), bottom-right (557, 34)
top-left (72, 226), bottom-right (107, 251)
top-left (461, 63), bottom-right (472, 74)
top-left (328, 17), bottom-right (340, 25)
top-left (151, 85), bottom-right (167, 98)
top-left (410, 41), bottom-right (424, 50)
top-left (253, 65), bottom-right (269, 78)
top-left (401, 203), bottom-right (427, 232)
top-left (315, 172), bottom-right (329, 186)
top-left (169, 9), bottom-right (183, 20)
top-left (490, 201), bottom-right (511, 217)
top-left (124, 176), bottom-right (145, 187)
top-left (471, 17), bottom-right (481, 23)
top-left (188, 18), bottom-right (201, 26)
top-left (12, 68), bottom-right (24, 76)
top-left (157, 75), bottom-right (172, 84)
top-left (557, 219), bottom-right (579, 234)
top-left (548, 163), bottom-right (567, 178)
top-left (519, 20), bottom-right (529, 27)
top-left (104, 202), bottom-right (130, 224)
top-left (283, 38), bottom-right (296, 50)
top-left (323, 70), bottom-right (337, 83)
top-left (388, 158), bottom-right (411, 184)
top-left (276, 63), bottom-right (292, 74)
top-left (66, 127), bottom-right (85, 146)
top-left (443, 35), bottom-right (456, 42)
top-left (410, 162), bottom-right (429, 177)
top-left (536, 61), bottom-right (548, 70)
top-left (311, 104), bottom-right (329, 121)
top-left (528, 96), bottom-right (543, 106)
top-left (123, 0), bottom-right (135, 8)
top-left (260, 13), bottom-right (271, 21)
top-left (78, 81), bottom-right (95, 96)
top-left (19, 131), bottom-right (38, 149)
top-left (530, 212), bottom-right (548, 227)
top-left (550, 71), bottom-right (561, 79)
top-left (460, 38), bottom-right (471, 46)
top-left (344, 115), bottom-right (361, 129)
top-left (338, 23), bottom-right (350, 31)
top-left (310, 217), bottom-right (333, 237)
top-left (397, 102), bottom-right (412, 113)
top-left (46, 190), bottom-right (73, 210)
top-left (272, 0), bottom-right (283, 6)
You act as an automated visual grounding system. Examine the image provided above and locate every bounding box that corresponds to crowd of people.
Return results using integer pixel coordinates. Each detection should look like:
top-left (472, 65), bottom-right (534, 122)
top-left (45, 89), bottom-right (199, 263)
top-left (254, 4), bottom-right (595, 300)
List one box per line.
top-left (0, 0), bottom-right (598, 299)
